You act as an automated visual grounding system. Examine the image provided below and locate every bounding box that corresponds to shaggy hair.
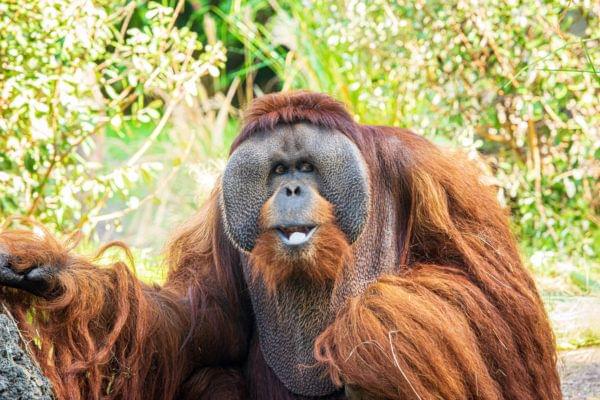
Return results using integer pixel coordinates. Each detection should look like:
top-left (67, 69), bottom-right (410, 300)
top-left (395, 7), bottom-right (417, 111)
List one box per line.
top-left (0, 91), bottom-right (561, 400)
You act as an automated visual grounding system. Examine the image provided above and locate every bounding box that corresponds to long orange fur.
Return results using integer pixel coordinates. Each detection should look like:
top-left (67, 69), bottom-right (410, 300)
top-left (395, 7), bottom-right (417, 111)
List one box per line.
top-left (1, 188), bottom-right (250, 400)
top-left (0, 91), bottom-right (561, 400)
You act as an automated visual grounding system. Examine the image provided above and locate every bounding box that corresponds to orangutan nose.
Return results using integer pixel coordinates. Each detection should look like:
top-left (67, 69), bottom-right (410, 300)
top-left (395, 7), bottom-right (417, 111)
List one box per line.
top-left (272, 181), bottom-right (316, 228)
top-left (285, 184), bottom-right (302, 197)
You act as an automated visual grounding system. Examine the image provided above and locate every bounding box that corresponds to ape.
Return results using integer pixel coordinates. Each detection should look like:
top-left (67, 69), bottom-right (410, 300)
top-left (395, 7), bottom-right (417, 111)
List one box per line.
top-left (0, 92), bottom-right (561, 400)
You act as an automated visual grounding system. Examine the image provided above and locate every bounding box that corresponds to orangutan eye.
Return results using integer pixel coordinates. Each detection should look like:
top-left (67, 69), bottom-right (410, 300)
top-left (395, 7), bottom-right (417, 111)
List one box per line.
top-left (274, 164), bottom-right (287, 175)
top-left (299, 162), bottom-right (313, 173)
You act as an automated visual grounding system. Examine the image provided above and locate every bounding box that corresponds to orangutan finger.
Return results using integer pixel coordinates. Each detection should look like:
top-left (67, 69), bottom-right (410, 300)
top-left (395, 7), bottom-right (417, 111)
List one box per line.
top-left (21, 266), bottom-right (54, 297)
top-left (0, 264), bottom-right (25, 289)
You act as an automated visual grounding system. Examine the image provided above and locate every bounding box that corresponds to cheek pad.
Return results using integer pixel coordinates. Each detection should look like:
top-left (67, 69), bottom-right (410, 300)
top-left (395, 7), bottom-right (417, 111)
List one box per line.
top-left (222, 145), bottom-right (271, 252)
top-left (313, 135), bottom-right (370, 243)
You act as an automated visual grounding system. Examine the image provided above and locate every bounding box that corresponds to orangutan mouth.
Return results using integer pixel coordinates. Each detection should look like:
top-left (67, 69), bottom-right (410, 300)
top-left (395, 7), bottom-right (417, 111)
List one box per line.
top-left (276, 226), bottom-right (317, 246)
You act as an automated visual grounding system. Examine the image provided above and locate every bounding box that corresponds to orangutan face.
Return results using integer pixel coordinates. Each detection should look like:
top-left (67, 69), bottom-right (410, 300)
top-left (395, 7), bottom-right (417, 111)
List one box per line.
top-left (221, 123), bottom-right (369, 289)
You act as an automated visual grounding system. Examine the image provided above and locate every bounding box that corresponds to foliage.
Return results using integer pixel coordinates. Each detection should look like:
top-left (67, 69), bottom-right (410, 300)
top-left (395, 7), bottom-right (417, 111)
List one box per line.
top-left (186, 0), bottom-right (283, 100)
top-left (0, 0), bottom-right (598, 292)
top-left (236, 0), bottom-right (600, 262)
top-left (0, 0), bottom-right (225, 234)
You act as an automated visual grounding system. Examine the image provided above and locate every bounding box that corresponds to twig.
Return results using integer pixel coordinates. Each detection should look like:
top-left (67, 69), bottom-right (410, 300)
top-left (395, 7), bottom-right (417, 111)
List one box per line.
top-left (527, 119), bottom-right (559, 244)
top-left (91, 128), bottom-right (197, 224)
top-left (127, 38), bottom-right (210, 167)
top-left (119, 2), bottom-right (136, 39)
top-left (26, 124), bottom-right (107, 217)
top-left (472, 10), bottom-right (519, 88)
top-left (125, 94), bottom-right (182, 168)
top-left (212, 76), bottom-right (240, 147)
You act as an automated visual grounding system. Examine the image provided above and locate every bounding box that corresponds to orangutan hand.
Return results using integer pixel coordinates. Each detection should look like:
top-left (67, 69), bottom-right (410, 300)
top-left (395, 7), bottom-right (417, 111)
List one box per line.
top-left (0, 229), bottom-right (65, 299)
top-left (0, 252), bottom-right (56, 298)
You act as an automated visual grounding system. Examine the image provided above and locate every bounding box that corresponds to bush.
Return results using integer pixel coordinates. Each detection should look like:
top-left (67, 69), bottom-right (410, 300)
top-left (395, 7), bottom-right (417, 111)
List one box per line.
top-left (0, 0), bottom-right (225, 234)
top-left (1, 0), bottom-right (598, 281)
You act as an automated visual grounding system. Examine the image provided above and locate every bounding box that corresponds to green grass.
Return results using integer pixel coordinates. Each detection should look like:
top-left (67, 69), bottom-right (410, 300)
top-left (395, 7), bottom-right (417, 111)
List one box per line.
top-left (76, 240), bottom-right (167, 284)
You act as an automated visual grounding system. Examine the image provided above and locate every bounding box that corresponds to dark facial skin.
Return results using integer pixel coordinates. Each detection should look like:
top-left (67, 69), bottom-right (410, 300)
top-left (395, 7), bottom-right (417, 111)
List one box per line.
top-left (221, 123), bottom-right (370, 253)
top-left (266, 162), bottom-right (322, 247)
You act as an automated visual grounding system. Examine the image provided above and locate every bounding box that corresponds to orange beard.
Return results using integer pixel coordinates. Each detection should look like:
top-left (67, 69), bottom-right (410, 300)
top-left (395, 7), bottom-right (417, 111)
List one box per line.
top-left (249, 201), bottom-right (352, 295)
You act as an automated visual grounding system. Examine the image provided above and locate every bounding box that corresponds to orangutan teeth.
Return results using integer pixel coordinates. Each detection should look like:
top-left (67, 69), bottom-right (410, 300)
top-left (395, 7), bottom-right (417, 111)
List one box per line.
top-left (276, 226), bottom-right (317, 246)
top-left (288, 232), bottom-right (307, 245)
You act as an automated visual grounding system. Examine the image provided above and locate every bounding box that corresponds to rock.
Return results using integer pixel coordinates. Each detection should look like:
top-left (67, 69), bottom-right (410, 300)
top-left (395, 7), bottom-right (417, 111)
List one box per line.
top-left (0, 313), bottom-right (54, 400)
top-left (560, 346), bottom-right (600, 400)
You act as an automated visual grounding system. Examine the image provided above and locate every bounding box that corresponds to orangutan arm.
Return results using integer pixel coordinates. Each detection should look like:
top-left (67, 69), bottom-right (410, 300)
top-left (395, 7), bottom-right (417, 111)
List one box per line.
top-left (0, 222), bottom-right (249, 400)
top-left (315, 265), bottom-right (553, 400)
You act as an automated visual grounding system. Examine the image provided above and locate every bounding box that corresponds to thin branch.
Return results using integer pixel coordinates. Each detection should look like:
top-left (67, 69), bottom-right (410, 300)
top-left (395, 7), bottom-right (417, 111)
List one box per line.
top-left (536, 68), bottom-right (599, 74)
top-left (527, 119), bottom-right (560, 244)
top-left (125, 94), bottom-right (181, 168)
top-left (472, 10), bottom-right (519, 88)
top-left (212, 76), bottom-right (240, 147)
top-left (26, 123), bottom-right (106, 217)
top-left (119, 2), bottom-right (137, 39)
top-left (127, 37), bottom-right (209, 167)
top-left (91, 129), bottom-right (197, 225)
top-left (166, 0), bottom-right (186, 34)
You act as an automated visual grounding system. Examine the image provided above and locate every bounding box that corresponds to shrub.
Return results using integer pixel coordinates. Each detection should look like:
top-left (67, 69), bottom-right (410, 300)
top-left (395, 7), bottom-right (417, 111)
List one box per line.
top-left (0, 0), bottom-right (225, 234)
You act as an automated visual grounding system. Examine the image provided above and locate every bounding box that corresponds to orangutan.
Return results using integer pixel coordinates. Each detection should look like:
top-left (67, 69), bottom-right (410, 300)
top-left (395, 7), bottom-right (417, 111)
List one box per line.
top-left (0, 91), bottom-right (561, 399)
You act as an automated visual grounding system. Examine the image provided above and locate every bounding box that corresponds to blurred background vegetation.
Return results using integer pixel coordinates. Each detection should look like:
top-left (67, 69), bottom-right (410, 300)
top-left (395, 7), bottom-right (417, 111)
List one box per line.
top-left (0, 0), bottom-right (598, 348)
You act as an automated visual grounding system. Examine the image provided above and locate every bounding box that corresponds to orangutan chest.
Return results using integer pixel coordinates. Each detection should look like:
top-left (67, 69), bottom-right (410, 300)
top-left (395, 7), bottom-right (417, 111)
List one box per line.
top-left (242, 259), bottom-right (338, 397)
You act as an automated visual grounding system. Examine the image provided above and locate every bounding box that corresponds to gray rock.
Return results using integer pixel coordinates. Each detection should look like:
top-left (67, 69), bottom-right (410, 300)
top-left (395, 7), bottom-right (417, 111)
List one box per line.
top-left (560, 347), bottom-right (600, 400)
top-left (0, 312), bottom-right (54, 400)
